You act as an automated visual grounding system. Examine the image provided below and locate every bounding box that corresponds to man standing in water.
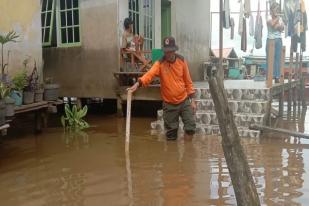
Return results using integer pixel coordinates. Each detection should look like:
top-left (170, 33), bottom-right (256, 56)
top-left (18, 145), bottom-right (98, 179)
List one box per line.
top-left (128, 36), bottom-right (196, 140)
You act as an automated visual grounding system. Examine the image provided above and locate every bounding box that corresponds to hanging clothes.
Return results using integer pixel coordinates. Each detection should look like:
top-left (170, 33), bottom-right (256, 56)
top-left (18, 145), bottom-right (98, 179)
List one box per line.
top-left (238, 0), bottom-right (244, 35)
top-left (249, 14), bottom-right (255, 36)
top-left (254, 0), bottom-right (263, 49)
top-left (223, 0), bottom-right (231, 29)
top-left (241, 18), bottom-right (247, 52)
top-left (230, 18), bottom-right (235, 39)
top-left (244, 0), bottom-right (251, 18)
top-left (283, 0), bottom-right (307, 52)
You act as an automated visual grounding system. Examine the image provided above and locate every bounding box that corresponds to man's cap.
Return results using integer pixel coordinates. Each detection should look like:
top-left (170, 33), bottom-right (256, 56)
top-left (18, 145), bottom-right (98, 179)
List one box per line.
top-left (162, 36), bottom-right (179, 52)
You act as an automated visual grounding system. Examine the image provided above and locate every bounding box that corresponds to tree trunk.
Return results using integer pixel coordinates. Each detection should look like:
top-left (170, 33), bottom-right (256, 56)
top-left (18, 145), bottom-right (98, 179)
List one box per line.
top-left (208, 75), bottom-right (260, 206)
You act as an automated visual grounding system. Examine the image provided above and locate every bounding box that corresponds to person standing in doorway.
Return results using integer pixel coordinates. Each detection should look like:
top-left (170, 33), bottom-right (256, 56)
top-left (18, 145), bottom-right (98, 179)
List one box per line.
top-left (128, 36), bottom-right (196, 141)
top-left (266, 2), bottom-right (284, 83)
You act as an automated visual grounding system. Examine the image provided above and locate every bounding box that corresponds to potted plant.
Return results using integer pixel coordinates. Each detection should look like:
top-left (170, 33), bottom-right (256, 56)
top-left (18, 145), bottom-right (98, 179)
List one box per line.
top-left (0, 82), bottom-right (15, 117)
top-left (0, 31), bottom-right (19, 82)
top-left (44, 77), bottom-right (60, 101)
top-left (0, 82), bottom-right (10, 125)
top-left (11, 70), bottom-right (27, 106)
top-left (23, 61), bottom-right (40, 104)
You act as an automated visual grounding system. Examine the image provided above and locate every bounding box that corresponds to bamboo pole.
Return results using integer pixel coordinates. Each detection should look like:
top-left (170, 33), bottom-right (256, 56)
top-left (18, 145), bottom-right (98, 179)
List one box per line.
top-left (250, 124), bottom-right (309, 139)
top-left (125, 90), bottom-right (132, 153)
top-left (206, 1), bottom-right (261, 205)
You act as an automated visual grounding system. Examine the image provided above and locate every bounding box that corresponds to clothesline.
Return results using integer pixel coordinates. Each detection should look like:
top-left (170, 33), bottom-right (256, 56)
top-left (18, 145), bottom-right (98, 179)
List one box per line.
top-left (211, 10), bottom-right (271, 14)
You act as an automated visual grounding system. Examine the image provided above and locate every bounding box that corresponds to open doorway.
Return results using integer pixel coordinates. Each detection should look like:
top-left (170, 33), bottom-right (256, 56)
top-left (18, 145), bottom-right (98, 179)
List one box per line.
top-left (161, 0), bottom-right (171, 40)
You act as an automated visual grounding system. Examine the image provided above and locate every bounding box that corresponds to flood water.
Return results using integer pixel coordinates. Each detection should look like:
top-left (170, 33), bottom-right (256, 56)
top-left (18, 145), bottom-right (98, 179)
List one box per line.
top-left (1, 106), bottom-right (309, 206)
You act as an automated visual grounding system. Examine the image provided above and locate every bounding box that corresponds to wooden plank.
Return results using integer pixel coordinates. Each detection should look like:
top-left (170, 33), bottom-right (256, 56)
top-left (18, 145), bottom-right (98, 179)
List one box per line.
top-left (250, 124), bottom-right (309, 139)
top-left (267, 40), bottom-right (275, 88)
top-left (15, 101), bottom-right (48, 114)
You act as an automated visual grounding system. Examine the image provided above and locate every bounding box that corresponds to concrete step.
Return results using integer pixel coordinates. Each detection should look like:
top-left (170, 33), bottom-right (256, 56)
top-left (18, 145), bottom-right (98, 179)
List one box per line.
top-left (195, 88), bottom-right (270, 101)
top-left (196, 99), bottom-right (268, 114)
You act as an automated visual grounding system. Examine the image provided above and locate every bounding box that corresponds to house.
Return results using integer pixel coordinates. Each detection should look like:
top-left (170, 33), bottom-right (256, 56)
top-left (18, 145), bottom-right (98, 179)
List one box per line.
top-left (210, 48), bottom-right (241, 78)
top-left (1, 0), bottom-right (210, 100)
top-left (41, 0), bottom-right (211, 99)
top-left (0, 0), bottom-right (42, 77)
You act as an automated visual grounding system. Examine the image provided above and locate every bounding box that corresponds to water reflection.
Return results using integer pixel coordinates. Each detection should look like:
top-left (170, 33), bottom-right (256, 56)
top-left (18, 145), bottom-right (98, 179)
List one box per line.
top-left (62, 130), bottom-right (90, 149)
top-left (0, 110), bottom-right (309, 205)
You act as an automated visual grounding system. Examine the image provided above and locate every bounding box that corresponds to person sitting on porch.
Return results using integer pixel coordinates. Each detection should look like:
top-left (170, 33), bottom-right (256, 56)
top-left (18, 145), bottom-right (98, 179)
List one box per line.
top-left (266, 2), bottom-right (284, 83)
top-left (121, 18), bottom-right (150, 71)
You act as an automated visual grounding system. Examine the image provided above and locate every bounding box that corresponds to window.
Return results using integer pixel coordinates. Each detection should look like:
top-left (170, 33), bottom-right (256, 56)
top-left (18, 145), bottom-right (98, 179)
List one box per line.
top-left (41, 0), bottom-right (55, 46)
top-left (41, 0), bottom-right (81, 47)
top-left (142, 0), bottom-right (153, 51)
top-left (129, 0), bottom-right (140, 34)
top-left (128, 0), bottom-right (154, 51)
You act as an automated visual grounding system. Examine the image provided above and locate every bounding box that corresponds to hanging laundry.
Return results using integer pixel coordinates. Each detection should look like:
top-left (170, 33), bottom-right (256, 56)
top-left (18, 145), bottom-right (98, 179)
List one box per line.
top-left (223, 0), bottom-right (231, 29)
top-left (283, 0), bottom-right (307, 52)
top-left (230, 18), bottom-right (235, 39)
top-left (254, 0), bottom-right (263, 49)
top-left (241, 18), bottom-right (247, 52)
top-left (299, 0), bottom-right (307, 51)
top-left (249, 14), bottom-right (255, 36)
top-left (244, 0), bottom-right (251, 18)
top-left (238, 0), bottom-right (244, 35)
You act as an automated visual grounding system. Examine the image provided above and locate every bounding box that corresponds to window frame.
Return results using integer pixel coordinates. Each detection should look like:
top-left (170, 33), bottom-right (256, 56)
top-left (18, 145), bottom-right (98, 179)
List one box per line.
top-left (56, 0), bottom-right (82, 47)
top-left (128, 0), bottom-right (155, 51)
top-left (41, 0), bottom-right (56, 47)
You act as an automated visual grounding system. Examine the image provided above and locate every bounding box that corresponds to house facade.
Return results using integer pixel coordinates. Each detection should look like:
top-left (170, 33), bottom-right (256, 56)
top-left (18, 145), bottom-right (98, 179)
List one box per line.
top-left (41, 0), bottom-right (211, 98)
top-left (0, 0), bottom-right (42, 77)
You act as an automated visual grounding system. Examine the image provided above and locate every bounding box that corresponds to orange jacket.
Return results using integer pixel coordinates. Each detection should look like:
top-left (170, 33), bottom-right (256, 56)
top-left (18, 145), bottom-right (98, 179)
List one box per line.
top-left (139, 55), bottom-right (195, 104)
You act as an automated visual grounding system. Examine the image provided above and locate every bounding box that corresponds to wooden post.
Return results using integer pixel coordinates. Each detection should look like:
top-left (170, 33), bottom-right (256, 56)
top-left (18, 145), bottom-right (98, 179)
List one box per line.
top-left (288, 52), bottom-right (293, 112)
top-left (280, 46), bottom-right (286, 84)
top-left (125, 90), bottom-right (132, 153)
top-left (300, 51), bottom-right (306, 108)
top-left (267, 40), bottom-right (274, 88)
top-left (278, 46), bottom-right (286, 117)
top-left (206, 1), bottom-right (261, 205)
top-left (278, 91), bottom-right (284, 117)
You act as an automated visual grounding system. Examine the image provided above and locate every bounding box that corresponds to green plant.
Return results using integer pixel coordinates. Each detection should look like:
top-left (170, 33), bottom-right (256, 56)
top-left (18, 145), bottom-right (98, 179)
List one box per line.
top-left (24, 60), bottom-right (39, 92)
top-left (61, 104), bottom-right (89, 131)
top-left (12, 70), bottom-right (28, 91)
top-left (0, 82), bottom-right (11, 99)
top-left (0, 31), bottom-right (19, 78)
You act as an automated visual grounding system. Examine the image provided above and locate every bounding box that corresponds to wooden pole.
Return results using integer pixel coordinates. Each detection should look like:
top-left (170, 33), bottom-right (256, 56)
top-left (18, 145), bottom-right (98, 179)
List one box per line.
top-left (288, 51), bottom-right (293, 112)
top-left (206, 1), bottom-right (260, 205)
top-left (278, 46), bottom-right (286, 117)
top-left (267, 40), bottom-right (274, 88)
top-left (250, 124), bottom-right (309, 139)
top-left (300, 51), bottom-right (307, 108)
top-left (125, 90), bottom-right (132, 153)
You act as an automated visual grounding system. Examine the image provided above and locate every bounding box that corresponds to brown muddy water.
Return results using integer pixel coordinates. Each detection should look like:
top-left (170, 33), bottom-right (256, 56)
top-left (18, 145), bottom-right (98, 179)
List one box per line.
top-left (1, 107), bottom-right (309, 206)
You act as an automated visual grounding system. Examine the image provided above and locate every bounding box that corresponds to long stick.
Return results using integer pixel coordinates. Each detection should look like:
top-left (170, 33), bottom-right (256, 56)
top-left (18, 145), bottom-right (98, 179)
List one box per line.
top-left (250, 124), bottom-right (309, 139)
top-left (125, 90), bottom-right (132, 152)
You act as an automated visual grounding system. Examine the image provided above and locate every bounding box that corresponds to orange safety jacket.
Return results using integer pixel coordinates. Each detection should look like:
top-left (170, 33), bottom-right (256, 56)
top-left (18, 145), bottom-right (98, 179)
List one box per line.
top-left (139, 54), bottom-right (195, 104)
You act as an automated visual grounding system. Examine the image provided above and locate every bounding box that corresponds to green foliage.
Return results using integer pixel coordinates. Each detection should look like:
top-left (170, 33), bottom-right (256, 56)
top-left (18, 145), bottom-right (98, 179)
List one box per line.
top-left (61, 104), bottom-right (89, 131)
top-left (0, 31), bottom-right (19, 76)
top-left (0, 31), bottom-right (19, 45)
top-left (12, 70), bottom-right (28, 91)
top-left (0, 82), bottom-right (11, 99)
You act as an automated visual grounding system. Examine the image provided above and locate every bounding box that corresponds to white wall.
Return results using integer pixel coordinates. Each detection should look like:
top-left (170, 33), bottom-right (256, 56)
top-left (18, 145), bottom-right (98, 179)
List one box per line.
top-left (154, 0), bottom-right (162, 48)
top-left (171, 0), bottom-right (211, 80)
